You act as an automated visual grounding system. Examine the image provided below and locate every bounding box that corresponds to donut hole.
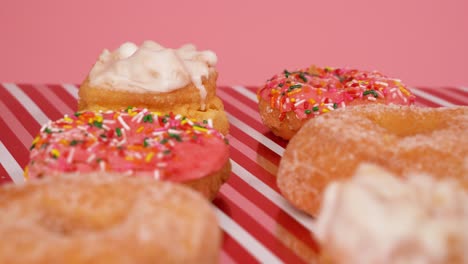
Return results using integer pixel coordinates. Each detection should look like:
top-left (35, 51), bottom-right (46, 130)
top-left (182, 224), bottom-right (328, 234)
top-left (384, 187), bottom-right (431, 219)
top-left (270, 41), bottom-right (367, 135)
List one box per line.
top-left (38, 183), bottom-right (135, 235)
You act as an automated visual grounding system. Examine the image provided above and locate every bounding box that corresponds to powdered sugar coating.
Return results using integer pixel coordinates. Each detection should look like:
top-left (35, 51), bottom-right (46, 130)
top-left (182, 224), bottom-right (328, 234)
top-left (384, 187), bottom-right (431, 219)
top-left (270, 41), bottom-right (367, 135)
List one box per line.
top-left (316, 164), bottom-right (468, 264)
top-left (0, 173), bottom-right (221, 263)
top-left (277, 104), bottom-right (468, 216)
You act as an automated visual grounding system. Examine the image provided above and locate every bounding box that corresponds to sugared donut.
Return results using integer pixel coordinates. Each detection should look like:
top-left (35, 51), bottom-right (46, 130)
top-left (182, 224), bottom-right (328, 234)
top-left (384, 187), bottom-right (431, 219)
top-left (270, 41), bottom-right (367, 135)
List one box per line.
top-left (316, 164), bottom-right (468, 264)
top-left (257, 65), bottom-right (416, 139)
top-left (0, 173), bottom-right (221, 264)
top-left (277, 104), bottom-right (468, 216)
top-left (25, 107), bottom-right (231, 200)
top-left (78, 41), bottom-right (229, 135)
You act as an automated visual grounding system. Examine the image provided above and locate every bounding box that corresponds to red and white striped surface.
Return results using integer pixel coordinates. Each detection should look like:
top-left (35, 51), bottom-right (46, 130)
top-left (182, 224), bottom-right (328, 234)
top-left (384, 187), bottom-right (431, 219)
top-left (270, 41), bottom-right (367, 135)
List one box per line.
top-left (1, 83), bottom-right (467, 263)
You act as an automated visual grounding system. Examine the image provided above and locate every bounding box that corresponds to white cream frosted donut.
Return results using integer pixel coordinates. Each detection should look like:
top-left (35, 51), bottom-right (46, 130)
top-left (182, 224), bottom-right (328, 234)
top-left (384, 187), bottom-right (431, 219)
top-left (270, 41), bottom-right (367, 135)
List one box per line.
top-left (78, 41), bottom-right (229, 135)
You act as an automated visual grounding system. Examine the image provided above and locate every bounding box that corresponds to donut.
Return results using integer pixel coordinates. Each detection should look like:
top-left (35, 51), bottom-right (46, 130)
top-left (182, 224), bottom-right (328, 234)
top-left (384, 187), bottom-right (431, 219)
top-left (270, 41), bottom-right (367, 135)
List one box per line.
top-left (316, 164), bottom-right (468, 264)
top-left (257, 65), bottom-right (416, 139)
top-left (25, 107), bottom-right (231, 200)
top-left (78, 41), bottom-right (229, 135)
top-left (277, 104), bottom-right (468, 216)
top-left (0, 173), bottom-right (221, 264)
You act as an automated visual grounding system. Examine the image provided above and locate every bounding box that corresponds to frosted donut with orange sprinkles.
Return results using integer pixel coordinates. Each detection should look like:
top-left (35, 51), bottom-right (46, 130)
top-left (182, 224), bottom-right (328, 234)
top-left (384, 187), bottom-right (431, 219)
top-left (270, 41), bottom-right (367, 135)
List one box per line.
top-left (257, 65), bottom-right (416, 139)
top-left (25, 107), bottom-right (231, 200)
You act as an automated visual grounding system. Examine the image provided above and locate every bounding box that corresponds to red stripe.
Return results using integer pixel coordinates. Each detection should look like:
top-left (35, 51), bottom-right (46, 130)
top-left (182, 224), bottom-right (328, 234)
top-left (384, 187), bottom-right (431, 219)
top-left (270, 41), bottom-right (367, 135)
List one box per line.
top-left (230, 143), bottom-right (279, 192)
top-left (0, 116), bottom-right (30, 168)
top-left (231, 136), bottom-right (278, 182)
top-left (214, 197), bottom-right (262, 264)
top-left (0, 84), bottom-right (41, 135)
top-left (226, 173), bottom-right (320, 253)
top-left (229, 124), bottom-right (281, 167)
top-left (228, 173), bottom-right (318, 250)
top-left (223, 100), bottom-right (284, 145)
top-left (228, 138), bottom-right (321, 254)
top-left (223, 89), bottom-right (317, 253)
top-left (412, 90), bottom-right (439, 107)
top-left (221, 89), bottom-right (288, 148)
top-left (220, 86), bottom-right (261, 114)
top-left (0, 164), bottom-right (13, 185)
top-left (218, 88), bottom-right (261, 122)
top-left (220, 233), bottom-right (259, 264)
top-left (16, 84), bottom-right (63, 121)
top-left (48, 84), bottom-right (79, 111)
top-left (33, 84), bottom-right (74, 115)
top-left (445, 87), bottom-right (468, 100)
top-left (216, 188), bottom-right (307, 264)
top-left (418, 86), bottom-right (467, 106)
top-left (245, 86), bottom-right (259, 94)
top-left (221, 183), bottom-right (321, 262)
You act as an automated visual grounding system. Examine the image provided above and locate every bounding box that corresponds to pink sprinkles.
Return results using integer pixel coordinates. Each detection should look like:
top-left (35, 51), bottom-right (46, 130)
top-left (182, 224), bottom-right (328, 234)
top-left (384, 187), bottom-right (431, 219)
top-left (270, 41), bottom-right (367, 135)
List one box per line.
top-left (25, 107), bottom-right (227, 179)
top-left (258, 65), bottom-right (416, 120)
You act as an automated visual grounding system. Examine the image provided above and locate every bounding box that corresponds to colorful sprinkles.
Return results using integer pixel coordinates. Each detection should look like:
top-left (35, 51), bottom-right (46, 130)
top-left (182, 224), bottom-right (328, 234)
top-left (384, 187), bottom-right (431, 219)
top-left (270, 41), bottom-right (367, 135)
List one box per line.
top-left (258, 65), bottom-right (416, 120)
top-left (26, 108), bottom-right (227, 180)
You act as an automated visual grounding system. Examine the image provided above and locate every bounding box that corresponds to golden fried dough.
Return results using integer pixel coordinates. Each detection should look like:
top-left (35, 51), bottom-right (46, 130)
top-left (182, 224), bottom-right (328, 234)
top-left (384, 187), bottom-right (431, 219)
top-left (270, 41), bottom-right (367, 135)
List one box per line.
top-left (277, 104), bottom-right (468, 215)
top-left (0, 173), bottom-right (221, 264)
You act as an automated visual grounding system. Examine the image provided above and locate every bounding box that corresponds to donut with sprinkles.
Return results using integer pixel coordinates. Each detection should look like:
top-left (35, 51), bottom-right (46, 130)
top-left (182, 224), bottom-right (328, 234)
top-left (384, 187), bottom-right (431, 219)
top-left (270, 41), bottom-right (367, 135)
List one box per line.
top-left (257, 65), bottom-right (416, 139)
top-left (25, 107), bottom-right (231, 200)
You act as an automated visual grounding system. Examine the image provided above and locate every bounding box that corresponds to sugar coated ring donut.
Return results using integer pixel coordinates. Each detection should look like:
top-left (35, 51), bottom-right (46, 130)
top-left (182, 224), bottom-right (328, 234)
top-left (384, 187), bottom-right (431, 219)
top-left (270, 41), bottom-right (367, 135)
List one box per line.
top-left (257, 65), bottom-right (416, 139)
top-left (0, 173), bottom-right (221, 264)
top-left (277, 104), bottom-right (468, 216)
top-left (25, 107), bottom-right (231, 200)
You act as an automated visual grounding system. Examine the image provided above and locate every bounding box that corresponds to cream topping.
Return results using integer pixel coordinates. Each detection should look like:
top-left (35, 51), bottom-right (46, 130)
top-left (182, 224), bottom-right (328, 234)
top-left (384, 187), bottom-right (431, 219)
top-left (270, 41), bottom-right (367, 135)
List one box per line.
top-left (88, 41), bottom-right (217, 109)
top-left (316, 164), bottom-right (468, 264)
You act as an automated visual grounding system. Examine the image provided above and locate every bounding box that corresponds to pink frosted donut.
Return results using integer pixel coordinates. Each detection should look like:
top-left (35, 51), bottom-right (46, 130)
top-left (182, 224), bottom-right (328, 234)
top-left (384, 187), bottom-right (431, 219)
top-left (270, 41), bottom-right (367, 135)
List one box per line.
top-left (257, 65), bottom-right (417, 139)
top-left (25, 107), bottom-right (231, 199)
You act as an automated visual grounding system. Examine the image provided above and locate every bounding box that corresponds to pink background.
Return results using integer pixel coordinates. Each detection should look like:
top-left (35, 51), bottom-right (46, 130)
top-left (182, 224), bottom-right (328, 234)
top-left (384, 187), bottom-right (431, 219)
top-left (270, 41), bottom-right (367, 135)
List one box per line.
top-left (1, 0), bottom-right (467, 87)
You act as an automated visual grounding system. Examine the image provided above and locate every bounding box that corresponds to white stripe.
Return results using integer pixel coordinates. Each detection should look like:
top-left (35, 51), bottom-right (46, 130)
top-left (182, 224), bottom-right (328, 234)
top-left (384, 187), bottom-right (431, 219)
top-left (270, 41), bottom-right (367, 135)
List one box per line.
top-left (460, 87), bottom-right (468, 93)
top-left (410, 87), bottom-right (454, 107)
top-left (35, 84), bottom-right (74, 114)
top-left (217, 89), bottom-right (263, 123)
top-left (229, 135), bottom-right (278, 177)
top-left (0, 141), bottom-right (25, 184)
top-left (231, 85), bottom-right (258, 103)
top-left (231, 160), bottom-right (316, 233)
top-left (215, 207), bottom-right (283, 264)
top-left (227, 113), bottom-right (284, 157)
top-left (443, 87), bottom-right (468, 101)
top-left (222, 183), bottom-right (277, 231)
top-left (61, 83), bottom-right (79, 99)
top-left (0, 100), bottom-right (33, 147)
top-left (229, 136), bottom-right (264, 166)
top-left (2, 83), bottom-right (49, 125)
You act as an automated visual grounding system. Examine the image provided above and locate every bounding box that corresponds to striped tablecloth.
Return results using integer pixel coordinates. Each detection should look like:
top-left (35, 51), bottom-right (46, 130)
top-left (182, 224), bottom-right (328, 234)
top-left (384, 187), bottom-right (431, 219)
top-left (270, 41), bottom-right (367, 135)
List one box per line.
top-left (1, 83), bottom-right (467, 263)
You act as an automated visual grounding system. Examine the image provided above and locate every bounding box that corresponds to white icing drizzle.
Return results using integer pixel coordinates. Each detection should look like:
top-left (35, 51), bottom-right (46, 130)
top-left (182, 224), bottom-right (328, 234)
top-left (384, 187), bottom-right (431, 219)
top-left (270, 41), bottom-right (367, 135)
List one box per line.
top-left (316, 164), bottom-right (468, 264)
top-left (88, 41), bottom-right (217, 109)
